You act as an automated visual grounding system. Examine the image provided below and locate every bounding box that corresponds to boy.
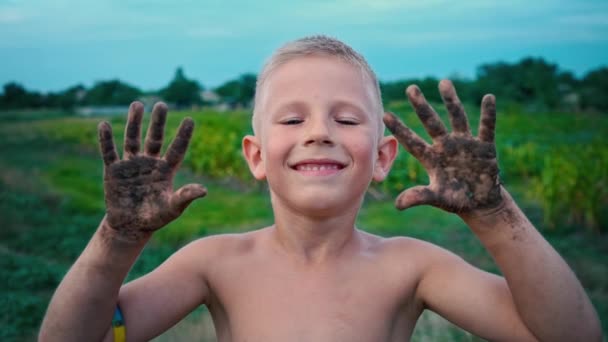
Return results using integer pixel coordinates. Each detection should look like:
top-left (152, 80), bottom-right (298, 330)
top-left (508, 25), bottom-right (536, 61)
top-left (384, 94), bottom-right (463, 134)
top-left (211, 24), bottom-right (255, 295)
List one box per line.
top-left (39, 35), bottom-right (601, 341)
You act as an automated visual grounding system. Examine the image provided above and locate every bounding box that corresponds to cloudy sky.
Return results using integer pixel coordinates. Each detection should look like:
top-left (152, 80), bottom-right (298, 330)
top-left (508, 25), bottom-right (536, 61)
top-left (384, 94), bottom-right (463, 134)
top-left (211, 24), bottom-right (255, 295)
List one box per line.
top-left (1, 0), bottom-right (607, 92)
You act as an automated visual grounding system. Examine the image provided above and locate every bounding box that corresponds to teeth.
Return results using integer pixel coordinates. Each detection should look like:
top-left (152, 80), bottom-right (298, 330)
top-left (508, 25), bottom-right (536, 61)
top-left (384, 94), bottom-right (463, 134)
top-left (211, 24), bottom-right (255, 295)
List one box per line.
top-left (296, 164), bottom-right (339, 171)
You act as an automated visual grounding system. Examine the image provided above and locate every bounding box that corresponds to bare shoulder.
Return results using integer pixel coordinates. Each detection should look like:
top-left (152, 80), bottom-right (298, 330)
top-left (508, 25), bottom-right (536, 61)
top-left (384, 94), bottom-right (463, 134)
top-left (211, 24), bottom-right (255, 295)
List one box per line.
top-left (357, 231), bottom-right (466, 282)
top-left (171, 229), bottom-right (276, 281)
top-left (170, 228), bottom-right (267, 271)
top-left (359, 231), bottom-right (455, 263)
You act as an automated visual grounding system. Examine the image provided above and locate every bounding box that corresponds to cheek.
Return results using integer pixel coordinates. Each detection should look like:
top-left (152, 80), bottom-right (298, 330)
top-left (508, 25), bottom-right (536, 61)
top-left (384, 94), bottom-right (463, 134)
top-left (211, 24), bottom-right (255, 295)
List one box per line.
top-left (261, 132), bottom-right (292, 164)
top-left (346, 133), bottom-right (377, 166)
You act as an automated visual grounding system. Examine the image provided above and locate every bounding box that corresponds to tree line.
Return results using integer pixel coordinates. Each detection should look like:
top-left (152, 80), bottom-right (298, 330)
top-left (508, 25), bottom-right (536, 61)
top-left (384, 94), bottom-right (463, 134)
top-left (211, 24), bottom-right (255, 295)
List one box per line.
top-left (1, 57), bottom-right (606, 113)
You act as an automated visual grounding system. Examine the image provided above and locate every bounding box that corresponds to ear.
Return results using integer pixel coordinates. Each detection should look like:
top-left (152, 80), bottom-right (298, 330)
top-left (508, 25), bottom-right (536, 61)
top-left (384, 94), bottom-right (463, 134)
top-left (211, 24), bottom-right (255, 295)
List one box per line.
top-left (372, 135), bottom-right (398, 182)
top-left (242, 135), bottom-right (266, 180)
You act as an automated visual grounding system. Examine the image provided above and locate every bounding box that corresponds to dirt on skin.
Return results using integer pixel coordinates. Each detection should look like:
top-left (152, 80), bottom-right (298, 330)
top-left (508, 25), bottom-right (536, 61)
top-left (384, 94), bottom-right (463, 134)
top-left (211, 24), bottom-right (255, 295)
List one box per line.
top-left (97, 102), bottom-right (206, 244)
top-left (383, 80), bottom-right (503, 214)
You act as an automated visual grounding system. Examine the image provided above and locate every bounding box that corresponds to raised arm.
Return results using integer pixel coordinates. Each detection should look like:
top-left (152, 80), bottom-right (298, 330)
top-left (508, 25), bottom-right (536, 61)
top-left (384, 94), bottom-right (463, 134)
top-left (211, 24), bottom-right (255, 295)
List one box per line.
top-left (39, 102), bottom-right (208, 341)
top-left (384, 80), bottom-right (602, 341)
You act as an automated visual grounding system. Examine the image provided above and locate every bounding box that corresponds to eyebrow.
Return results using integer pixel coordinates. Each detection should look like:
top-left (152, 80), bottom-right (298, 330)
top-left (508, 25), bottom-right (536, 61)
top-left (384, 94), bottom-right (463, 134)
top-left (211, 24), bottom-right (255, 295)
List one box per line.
top-left (331, 100), bottom-right (369, 117)
top-left (269, 99), bottom-right (371, 118)
top-left (270, 101), bottom-right (308, 117)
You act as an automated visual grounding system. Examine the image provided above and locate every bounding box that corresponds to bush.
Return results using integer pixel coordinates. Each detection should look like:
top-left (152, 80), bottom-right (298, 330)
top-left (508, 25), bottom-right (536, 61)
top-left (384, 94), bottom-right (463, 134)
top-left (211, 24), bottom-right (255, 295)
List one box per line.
top-left (528, 142), bottom-right (608, 232)
top-left (379, 151), bottom-right (427, 195)
top-left (498, 141), bottom-right (544, 181)
top-left (185, 110), bottom-right (253, 182)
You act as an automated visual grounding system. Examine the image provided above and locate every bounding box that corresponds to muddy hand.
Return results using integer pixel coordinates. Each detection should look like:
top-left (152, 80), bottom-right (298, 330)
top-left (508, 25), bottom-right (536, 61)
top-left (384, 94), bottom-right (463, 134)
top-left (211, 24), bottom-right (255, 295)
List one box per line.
top-left (97, 102), bottom-right (207, 241)
top-left (383, 80), bottom-right (502, 214)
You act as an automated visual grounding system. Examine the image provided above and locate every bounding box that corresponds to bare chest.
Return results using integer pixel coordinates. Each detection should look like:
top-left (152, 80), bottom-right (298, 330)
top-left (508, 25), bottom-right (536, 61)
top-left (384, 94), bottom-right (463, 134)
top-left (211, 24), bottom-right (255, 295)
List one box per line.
top-left (206, 253), bottom-right (421, 342)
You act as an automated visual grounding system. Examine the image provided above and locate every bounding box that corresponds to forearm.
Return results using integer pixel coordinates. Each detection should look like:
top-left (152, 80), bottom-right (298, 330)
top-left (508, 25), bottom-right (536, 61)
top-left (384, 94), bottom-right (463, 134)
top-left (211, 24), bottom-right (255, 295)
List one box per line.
top-left (461, 189), bottom-right (602, 341)
top-left (39, 218), bottom-right (150, 342)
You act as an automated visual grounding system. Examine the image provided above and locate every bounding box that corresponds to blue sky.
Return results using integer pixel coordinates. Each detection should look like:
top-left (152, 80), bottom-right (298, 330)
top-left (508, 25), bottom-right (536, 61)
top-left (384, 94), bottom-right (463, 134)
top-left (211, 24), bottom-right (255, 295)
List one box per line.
top-left (1, 0), bottom-right (607, 92)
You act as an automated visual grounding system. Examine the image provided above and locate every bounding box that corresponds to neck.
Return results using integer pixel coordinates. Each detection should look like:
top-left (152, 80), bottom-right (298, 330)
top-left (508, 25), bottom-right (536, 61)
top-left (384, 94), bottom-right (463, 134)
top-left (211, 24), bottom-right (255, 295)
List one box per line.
top-left (269, 194), bottom-right (363, 264)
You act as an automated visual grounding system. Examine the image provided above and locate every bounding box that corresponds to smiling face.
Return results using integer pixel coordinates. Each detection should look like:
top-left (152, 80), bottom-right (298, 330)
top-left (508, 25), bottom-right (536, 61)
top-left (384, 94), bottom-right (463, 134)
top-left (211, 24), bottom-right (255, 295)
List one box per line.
top-left (243, 55), bottom-right (397, 218)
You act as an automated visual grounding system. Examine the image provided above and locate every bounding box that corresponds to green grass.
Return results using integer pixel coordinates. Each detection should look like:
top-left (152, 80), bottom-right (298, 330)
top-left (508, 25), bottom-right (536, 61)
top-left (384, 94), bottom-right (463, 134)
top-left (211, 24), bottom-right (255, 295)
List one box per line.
top-left (1, 109), bottom-right (606, 341)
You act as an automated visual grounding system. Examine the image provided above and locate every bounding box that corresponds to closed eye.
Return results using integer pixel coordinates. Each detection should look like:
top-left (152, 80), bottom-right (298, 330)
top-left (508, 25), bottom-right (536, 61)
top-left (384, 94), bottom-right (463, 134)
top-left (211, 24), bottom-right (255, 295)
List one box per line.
top-left (282, 118), bottom-right (303, 125)
top-left (336, 119), bottom-right (358, 125)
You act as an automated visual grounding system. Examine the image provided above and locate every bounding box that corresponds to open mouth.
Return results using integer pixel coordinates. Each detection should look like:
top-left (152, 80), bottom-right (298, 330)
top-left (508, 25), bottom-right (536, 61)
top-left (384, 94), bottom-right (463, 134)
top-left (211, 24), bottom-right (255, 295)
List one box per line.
top-left (290, 159), bottom-right (346, 175)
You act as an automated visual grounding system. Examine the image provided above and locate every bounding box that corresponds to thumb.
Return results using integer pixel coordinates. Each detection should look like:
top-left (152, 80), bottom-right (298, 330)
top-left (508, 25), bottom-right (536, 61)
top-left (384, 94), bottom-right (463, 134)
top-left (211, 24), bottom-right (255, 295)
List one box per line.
top-left (170, 183), bottom-right (207, 214)
top-left (395, 186), bottom-right (436, 210)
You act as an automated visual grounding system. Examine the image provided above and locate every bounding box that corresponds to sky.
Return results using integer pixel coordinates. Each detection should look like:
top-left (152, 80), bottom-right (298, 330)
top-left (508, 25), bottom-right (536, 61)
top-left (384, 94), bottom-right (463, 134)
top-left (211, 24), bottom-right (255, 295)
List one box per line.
top-left (1, 0), bottom-right (607, 93)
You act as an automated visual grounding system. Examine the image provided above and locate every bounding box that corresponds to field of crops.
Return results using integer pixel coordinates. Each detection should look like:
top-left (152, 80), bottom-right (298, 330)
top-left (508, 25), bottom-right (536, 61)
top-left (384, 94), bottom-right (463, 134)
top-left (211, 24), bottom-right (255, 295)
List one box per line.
top-left (1, 105), bottom-right (607, 341)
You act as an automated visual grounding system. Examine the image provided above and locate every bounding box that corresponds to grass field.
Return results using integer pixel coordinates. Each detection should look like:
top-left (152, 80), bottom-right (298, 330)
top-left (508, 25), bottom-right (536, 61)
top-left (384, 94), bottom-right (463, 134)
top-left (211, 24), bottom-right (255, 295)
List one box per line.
top-left (1, 106), bottom-right (606, 341)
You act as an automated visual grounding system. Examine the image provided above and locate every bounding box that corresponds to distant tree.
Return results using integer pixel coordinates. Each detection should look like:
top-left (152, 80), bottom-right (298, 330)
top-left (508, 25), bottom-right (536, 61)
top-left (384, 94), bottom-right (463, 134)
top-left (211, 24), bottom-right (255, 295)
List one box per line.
top-left (450, 77), bottom-right (475, 104)
top-left (0, 82), bottom-right (45, 109)
top-left (474, 57), bottom-right (561, 110)
top-left (162, 67), bottom-right (202, 108)
top-left (215, 73), bottom-right (256, 107)
top-left (580, 67), bottom-right (608, 113)
top-left (45, 84), bottom-right (87, 109)
top-left (556, 71), bottom-right (579, 94)
top-left (83, 80), bottom-right (141, 106)
top-left (1, 82), bottom-right (28, 109)
top-left (554, 71), bottom-right (581, 111)
top-left (381, 76), bottom-right (452, 106)
top-left (380, 79), bottom-right (408, 105)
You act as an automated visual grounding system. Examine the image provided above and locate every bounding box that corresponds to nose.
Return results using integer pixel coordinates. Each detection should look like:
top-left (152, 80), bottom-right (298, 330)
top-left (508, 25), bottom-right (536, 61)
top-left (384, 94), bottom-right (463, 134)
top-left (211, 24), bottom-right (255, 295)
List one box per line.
top-left (304, 116), bottom-right (333, 146)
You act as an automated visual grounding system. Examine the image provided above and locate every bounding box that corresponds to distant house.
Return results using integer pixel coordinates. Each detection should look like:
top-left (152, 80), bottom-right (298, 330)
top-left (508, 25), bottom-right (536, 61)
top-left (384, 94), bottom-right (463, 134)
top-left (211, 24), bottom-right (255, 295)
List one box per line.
top-left (201, 90), bottom-right (221, 104)
top-left (75, 89), bottom-right (87, 102)
top-left (74, 95), bottom-right (166, 116)
top-left (561, 92), bottom-right (580, 112)
top-left (138, 95), bottom-right (164, 112)
top-left (76, 106), bottom-right (130, 116)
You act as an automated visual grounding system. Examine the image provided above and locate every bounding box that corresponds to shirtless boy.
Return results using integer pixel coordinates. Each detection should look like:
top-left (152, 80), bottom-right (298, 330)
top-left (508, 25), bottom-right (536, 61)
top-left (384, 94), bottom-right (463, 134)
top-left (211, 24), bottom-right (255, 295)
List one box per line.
top-left (39, 35), bottom-right (602, 341)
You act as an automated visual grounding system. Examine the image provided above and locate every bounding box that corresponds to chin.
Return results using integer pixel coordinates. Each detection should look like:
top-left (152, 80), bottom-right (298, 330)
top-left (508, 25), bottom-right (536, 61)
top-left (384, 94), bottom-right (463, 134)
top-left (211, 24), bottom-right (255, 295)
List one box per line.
top-left (273, 189), bottom-right (363, 219)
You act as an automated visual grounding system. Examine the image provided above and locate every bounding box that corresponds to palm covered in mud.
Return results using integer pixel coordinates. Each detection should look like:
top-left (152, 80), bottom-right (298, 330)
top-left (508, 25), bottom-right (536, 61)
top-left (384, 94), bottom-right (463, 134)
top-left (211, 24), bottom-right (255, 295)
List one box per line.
top-left (98, 102), bottom-right (207, 242)
top-left (384, 80), bottom-right (503, 214)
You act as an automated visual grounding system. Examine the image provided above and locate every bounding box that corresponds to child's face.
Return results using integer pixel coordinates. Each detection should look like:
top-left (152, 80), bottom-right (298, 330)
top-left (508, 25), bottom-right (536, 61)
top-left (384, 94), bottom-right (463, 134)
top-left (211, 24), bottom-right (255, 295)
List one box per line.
top-left (244, 55), bottom-right (396, 215)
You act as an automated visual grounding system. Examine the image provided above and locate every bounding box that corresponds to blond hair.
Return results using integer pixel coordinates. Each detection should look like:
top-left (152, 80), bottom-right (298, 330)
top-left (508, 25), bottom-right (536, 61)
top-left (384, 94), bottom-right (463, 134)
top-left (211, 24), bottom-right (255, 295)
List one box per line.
top-left (252, 35), bottom-right (384, 134)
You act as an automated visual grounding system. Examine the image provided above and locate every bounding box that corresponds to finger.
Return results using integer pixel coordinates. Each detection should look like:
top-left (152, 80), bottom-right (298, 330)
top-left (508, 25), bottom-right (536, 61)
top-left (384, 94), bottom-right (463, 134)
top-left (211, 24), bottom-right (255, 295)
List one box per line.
top-left (439, 80), bottom-right (471, 135)
top-left (383, 112), bottom-right (430, 161)
top-left (395, 185), bottom-right (437, 210)
top-left (164, 118), bottom-right (195, 169)
top-left (406, 85), bottom-right (447, 140)
top-left (478, 94), bottom-right (497, 143)
top-left (98, 121), bottom-right (119, 166)
top-left (144, 102), bottom-right (168, 157)
top-left (170, 183), bottom-right (207, 214)
top-left (124, 101), bottom-right (145, 159)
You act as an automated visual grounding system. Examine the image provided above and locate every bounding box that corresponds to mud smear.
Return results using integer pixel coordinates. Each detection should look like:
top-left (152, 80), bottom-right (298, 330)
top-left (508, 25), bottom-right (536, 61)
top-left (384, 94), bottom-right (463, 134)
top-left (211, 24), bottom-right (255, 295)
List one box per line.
top-left (384, 113), bottom-right (429, 163)
top-left (124, 105), bottom-right (143, 156)
top-left (387, 82), bottom-right (503, 214)
top-left (440, 86), bottom-right (470, 135)
top-left (479, 95), bottom-right (497, 143)
top-left (103, 156), bottom-right (172, 238)
top-left (144, 103), bottom-right (168, 156)
top-left (165, 119), bottom-right (194, 167)
top-left (96, 105), bottom-right (199, 243)
top-left (428, 134), bottom-right (502, 213)
top-left (407, 86), bottom-right (447, 139)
